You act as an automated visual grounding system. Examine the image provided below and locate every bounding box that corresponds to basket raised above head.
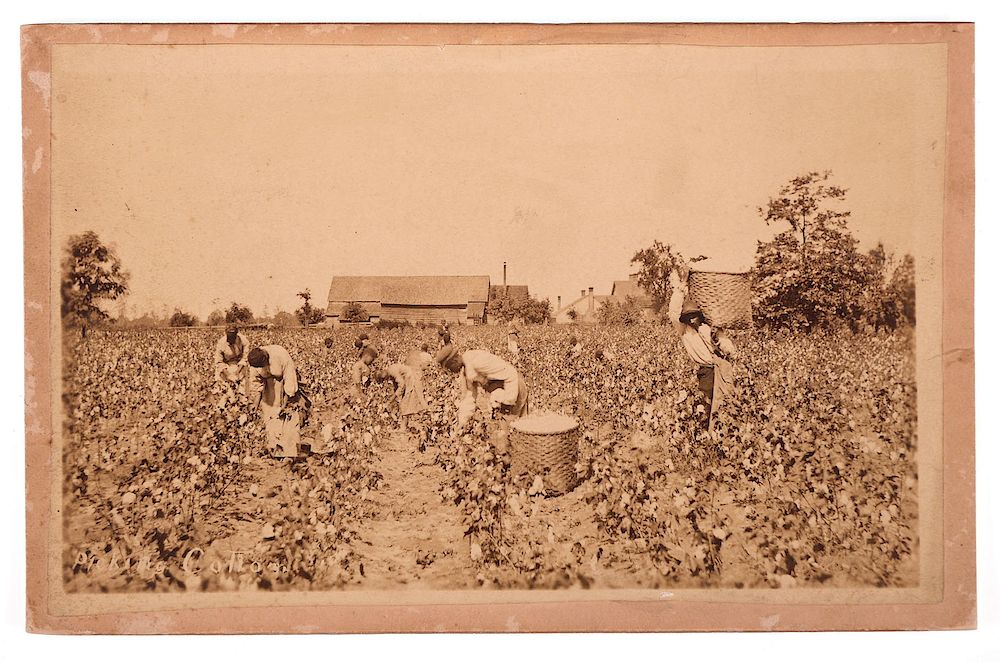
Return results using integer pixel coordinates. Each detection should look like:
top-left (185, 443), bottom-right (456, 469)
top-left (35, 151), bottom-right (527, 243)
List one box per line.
top-left (687, 270), bottom-right (752, 329)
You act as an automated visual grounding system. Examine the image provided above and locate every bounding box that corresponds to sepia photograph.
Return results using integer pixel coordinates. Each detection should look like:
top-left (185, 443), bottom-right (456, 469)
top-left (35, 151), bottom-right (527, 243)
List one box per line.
top-left (22, 22), bottom-right (974, 633)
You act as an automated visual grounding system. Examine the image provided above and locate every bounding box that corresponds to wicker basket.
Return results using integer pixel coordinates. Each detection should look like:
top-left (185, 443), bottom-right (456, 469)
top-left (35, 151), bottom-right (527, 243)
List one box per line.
top-left (687, 270), bottom-right (752, 329)
top-left (509, 413), bottom-right (581, 496)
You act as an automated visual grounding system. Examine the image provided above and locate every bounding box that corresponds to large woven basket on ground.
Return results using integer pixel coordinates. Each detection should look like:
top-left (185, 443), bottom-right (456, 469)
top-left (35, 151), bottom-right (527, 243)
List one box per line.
top-left (687, 270), bottom-right (752, 329)
top-left (509, 413), bottom-right (581, 496)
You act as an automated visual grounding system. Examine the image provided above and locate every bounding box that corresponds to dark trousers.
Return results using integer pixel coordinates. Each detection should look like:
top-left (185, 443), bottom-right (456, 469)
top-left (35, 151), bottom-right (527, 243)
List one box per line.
top-left (697, 365), bottom-right (715, 404)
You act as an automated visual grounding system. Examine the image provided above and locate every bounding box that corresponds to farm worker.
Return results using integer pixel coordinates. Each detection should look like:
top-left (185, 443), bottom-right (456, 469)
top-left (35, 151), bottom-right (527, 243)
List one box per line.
top-left (507, 329), bottom-right (520, 363)
top-left (375, 363), bottom-right (428, 417)
top-left (668, 269), bottom-right (736, 425)
top-left (247, 345), bottom-right (312, 458)
top-left (434, 344), bottom-right (529, 430)
top-left (324, 337), bottom-right (335, 349)
top-left (350, 347), bottom-right (378, 400)
top-left (354, 333), bottom-right (371, 356)
top-left (595, 348), bottom-right (618, 364)
top-left (404, 343), bottom-right (433, 369)
top-left (213, 324), bottom-right (249, 383)
top-left (437, 325), bottom-right (451, 348)
top-left (567, 335), bottom-right (583, 358)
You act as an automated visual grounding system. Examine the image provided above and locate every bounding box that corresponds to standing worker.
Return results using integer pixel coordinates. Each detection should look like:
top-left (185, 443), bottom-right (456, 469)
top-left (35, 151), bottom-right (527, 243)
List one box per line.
top-left (247, 345), bottom-right (312, 459)
top-left (214, 324), bottom-right (249, 383)
top-left (506, 329), bottom-right (520, 365)
top-left (668, 268), bottom-right (736, 427)
top-left (213, 325), bottom-right (249, 409)
top-left (437, 324), bottom-right (451, 348)
top-left (434, 344), bottom-right (529, 431)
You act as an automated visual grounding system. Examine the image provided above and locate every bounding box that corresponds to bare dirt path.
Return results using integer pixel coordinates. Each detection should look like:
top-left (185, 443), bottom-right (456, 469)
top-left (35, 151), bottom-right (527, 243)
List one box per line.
top-left (352, 430), bottom-right (478, 589)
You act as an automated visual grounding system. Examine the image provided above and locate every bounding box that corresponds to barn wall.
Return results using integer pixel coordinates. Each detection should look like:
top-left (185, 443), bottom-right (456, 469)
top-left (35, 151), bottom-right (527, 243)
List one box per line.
top-left (379, 304), bottom-right (468, 325)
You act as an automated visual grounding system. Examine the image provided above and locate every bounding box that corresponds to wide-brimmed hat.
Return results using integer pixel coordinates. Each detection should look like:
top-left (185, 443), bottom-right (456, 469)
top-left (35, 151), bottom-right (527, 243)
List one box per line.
top-left (679, 296), bottom-right (703, 324)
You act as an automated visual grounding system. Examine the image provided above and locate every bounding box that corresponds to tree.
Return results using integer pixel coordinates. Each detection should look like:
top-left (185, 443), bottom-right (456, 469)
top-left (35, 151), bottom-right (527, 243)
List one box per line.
top-left (630, 241), bottom-right (705, 311)
top-left (61, 231), bottom-right (130, 337)
top-left (487, 293), bottom-right (552, 324)
top-left (271, 310), bottom-right (298, 328)
top-left (206, 309), bottom-right (226, 326)
top-left (890, 254), bottom-right (916, 327)
top-left (295, 288), bottom-right (326, 326)
top-left (225, 302), bottom-right (254, 325)
top-left (169, 309), bottom-right (198, 327)
top-left (597, 296), bottom-right (643, 325)
top-left (861, 244), bottom-right (916, 331)
top-left (340, 302), bottom-right (369, 323)
top-left (567, 309), bottom-right (579, 322)
top-left (519, 297), bottom-right (553, 324)
top-left (753, 171), bottom-right (867, 331)
top-left (759, 170), bottom-right (850, 272)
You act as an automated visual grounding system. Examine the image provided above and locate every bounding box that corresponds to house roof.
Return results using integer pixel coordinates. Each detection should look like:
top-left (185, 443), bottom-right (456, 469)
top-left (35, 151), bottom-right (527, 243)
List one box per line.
top-left (556, 293), bottom-right (611, 317)
top-left (611, 279), bottom-right (654, 306)
top-left (489, 285), bottom-right (529, 301)
top-left (328, 275), bottom-right (490, 306)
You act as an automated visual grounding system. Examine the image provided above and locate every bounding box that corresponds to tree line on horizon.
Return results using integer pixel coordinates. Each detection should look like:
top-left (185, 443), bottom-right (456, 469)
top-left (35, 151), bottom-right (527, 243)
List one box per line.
top-left (61, 170), bottom-right (915, 336)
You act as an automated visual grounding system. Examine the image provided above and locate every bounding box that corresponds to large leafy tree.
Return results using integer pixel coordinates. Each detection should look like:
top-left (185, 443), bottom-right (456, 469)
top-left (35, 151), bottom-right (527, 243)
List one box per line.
top-left (169, 309), bottom-right (198, 327)
top-left (597, 295), bottom-right (643, 325)
top-left (295, 288), bottom-right (326, 326)
top-left (225, 302), bottom-right (254, 325)
top-left (487, 293), bottom-right (552, 324)
top-left (206, 309), bottom-right (226, 326)
top-left (861, 244), bottom-right (916, 331)
top-left (753, 171), bottom-right (867, 331)
top-left (759, 170), bottom-right (850, 271)
top-left (630, 241), bottom-right (687, 311)
top-left (61, 231), bottom-right (130, 337)
top-left (340, 302), bottom-right (369, 323)
top-left (630, 241), bottom-right (706, 311)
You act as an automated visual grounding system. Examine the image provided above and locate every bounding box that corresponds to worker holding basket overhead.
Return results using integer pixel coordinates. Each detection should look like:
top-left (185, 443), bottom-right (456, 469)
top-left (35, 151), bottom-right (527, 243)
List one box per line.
top-left (668, 258), bottom-right (751, 429)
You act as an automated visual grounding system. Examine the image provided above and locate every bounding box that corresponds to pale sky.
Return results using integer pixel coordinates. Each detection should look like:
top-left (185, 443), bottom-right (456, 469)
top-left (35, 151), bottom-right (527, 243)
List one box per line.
top-left (50, 43), bottom-right (947, 319)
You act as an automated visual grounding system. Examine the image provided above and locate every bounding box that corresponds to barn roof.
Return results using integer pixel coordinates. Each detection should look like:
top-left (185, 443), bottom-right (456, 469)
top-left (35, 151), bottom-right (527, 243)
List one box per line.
top-left (489, 285), bottom-right (529, 300)
top-left (328, 275), bottom-right (491, 306)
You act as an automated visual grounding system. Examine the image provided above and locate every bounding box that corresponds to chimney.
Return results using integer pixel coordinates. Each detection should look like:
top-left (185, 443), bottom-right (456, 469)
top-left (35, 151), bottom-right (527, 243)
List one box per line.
top-left (588, 287), bottom-right (595, 314)
top-left (503, 262), bottom-right (507, 287)
top-left (581, 289), bottom-right (586, 299)
top-left (557, 295), bottom-right (562, 311)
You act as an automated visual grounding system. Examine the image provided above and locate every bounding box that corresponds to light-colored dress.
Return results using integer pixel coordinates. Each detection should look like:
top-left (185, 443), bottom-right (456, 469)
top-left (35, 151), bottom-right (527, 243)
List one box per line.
top-left (248, 345), bottom-right (302, 457)
top-left (350, 360), bottom-right (371, 399)
top-left (214, 333), bottom-right (249, 382)
top-left (669, 288), bottom-right (736, 417)
top-left (457, 350), bottom-right (529, 426)
top-left (386, 363), bottom-right (428, 417)
top-left (404, 350), bottom-right (433, 369)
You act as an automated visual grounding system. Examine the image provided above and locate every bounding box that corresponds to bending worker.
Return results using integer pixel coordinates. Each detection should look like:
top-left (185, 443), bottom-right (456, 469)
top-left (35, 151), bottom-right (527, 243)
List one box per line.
top-left (668, 268), bottom-right (736, 427)
top-left (350, 347), bottom-right (378, 400)
top-left (375, 362), bottom-right (428, 418)
top-left (434, 344), bottom-right (529, 430)
top-left (247, 345), bottom-right (312, 458)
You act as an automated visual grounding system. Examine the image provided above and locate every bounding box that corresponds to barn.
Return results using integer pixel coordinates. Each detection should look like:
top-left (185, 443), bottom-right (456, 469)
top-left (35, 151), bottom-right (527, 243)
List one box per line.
top-left (326, 275), bottom-right (491, 326)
